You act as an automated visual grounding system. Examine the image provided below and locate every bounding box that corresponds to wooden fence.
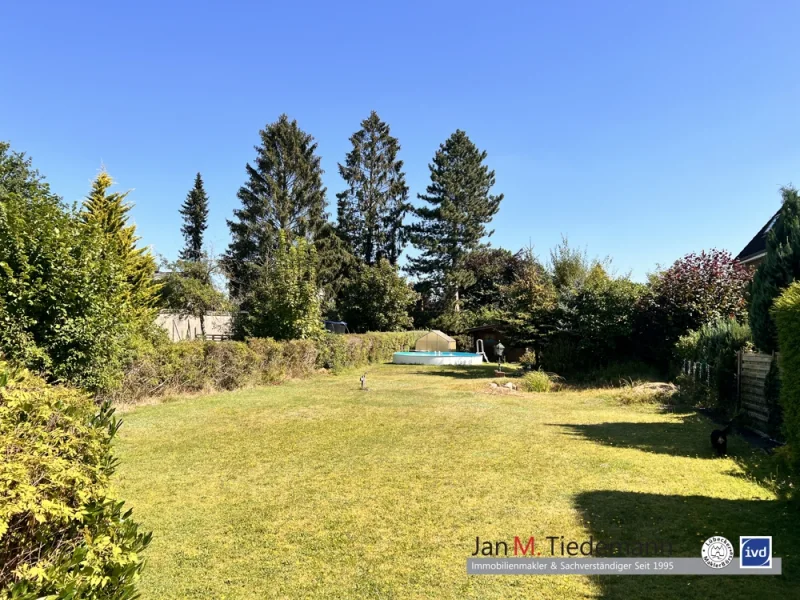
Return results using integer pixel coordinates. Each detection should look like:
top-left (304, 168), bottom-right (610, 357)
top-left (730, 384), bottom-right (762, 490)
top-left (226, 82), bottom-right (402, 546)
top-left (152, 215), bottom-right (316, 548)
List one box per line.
top-left (682, 351), bottom-right (778, 437)
top-left (737, 351), bottom-right (776, 434)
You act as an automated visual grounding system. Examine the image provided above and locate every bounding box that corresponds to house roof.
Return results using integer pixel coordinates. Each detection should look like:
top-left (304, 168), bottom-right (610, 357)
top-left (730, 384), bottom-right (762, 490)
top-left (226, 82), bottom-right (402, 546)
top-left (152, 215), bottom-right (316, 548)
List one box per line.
top-left (736, 209), bottom-right (780, 264)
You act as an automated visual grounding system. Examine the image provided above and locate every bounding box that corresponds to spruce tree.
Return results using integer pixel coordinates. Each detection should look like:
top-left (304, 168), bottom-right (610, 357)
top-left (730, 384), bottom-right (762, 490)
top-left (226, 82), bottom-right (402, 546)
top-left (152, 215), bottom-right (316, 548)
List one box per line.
top-left (179, 173), bottom-right (209, 261)
top-left (749, 187), bottom-right (800, 352)
top-left (223, 115), bottom-right (327, 299)
top-left (81, 171), bottom-right (159, 316)
top-left (336, 111), bottom-right (410, 265)
top-left (407, 130), bottom-right (503, 312)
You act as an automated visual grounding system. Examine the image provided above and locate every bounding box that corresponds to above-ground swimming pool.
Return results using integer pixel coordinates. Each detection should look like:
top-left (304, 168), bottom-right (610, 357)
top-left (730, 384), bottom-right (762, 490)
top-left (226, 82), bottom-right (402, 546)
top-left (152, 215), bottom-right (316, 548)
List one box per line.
top-left (393, 351), bottom-right (484, 366)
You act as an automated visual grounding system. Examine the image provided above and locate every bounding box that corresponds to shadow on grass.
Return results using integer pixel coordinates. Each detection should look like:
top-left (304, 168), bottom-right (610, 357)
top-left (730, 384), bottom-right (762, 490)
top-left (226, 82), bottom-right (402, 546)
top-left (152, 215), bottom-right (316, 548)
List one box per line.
top-left (574, 490), bottom-right (799, 599)
top-left (554, 417), bottom-right (797, 499)
top-left (553, 416), bottom-right (717, 459)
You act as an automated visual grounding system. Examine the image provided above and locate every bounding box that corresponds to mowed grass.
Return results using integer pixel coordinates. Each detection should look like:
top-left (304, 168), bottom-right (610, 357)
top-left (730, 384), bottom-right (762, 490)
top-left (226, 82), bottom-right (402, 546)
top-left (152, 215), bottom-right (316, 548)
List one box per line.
top-left (115, 364), bottom-right (798, 599)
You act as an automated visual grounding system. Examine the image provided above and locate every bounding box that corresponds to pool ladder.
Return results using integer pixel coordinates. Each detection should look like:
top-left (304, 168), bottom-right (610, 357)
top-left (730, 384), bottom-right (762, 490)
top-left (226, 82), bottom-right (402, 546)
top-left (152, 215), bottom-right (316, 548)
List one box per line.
top-left (476, 339), bottom-right (489, 363)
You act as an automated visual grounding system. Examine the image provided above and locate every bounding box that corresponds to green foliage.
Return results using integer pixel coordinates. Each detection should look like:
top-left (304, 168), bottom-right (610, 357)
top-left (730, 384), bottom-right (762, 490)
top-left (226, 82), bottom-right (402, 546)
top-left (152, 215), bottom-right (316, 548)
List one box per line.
top-left (0, 144), bottom-right (150, 391)
top-left (773, 281), bottom-right (800, 466)
top-left (236, 232), bottom-right (323, 341)
top-left (640, 249), bottom-right (752, 366)
top-left (0, 361), bottom-right (150, 597)
top-left (224, 115), bottom-right (327, 299)
top-left (499, 247), bottom-right (557, 347)
top-left (675, 318), bottom-right (753, 414)
top-left (560, 276), bottom-right (646, 368)
top-left (336, 111), bottom-right (410, 266)
top-left (519, 349), bottom-right (537, 369)
top-left (109, 331), bottom-right (424, 403)
top-left (81, 171), bottom-right (160, 321)
top-left (460, 247), bottom-right (518, 312)
top-left (522, 370), bottom-right (554, 392)
top-left (158, 256), bottom-right (230, 336)
top-left (407, 130), bottom-right (503, 311)
top-left (336, 259), bottom-right (417, 333)
top-left (549, 235), bottom-right (595, 293)
top-left (750, 187), bottom-right (800, 352)
top-left (179, 172), bottom-right (209, 261)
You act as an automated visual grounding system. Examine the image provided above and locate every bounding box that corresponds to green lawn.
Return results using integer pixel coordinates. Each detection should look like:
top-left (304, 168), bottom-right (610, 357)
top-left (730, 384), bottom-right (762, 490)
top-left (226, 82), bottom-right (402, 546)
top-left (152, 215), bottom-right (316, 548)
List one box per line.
top-left (115, 364), bottom-right (798, 599)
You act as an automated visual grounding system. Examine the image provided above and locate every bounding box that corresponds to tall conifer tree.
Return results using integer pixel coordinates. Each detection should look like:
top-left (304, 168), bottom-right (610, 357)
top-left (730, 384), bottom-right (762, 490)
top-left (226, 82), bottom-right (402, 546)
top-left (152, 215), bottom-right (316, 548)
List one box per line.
top-left (223, 114), bottom-right (327, 298)
top-left (749, 187), bottom-right (800, 351)
top-left (336, 111), bottom-right (410, 265)
top-left (81, 171), bottom-right (159, 315)
top-left (179, 172), bottom-right (209, 261)
top-left (407, 130), bottom-right (503, 312)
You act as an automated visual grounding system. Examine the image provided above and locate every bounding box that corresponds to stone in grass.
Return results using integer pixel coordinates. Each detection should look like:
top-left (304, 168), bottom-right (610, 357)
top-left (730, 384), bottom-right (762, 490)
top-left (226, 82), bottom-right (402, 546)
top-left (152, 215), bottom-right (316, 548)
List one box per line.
top-left (503, 382), bottom-right (517, 390)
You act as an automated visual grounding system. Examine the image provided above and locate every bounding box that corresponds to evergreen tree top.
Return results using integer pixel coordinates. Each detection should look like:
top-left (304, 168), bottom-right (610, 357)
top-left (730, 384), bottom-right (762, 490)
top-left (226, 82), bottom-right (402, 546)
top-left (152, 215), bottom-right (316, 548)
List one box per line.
top-left (179, 172), bottom-right (209, 261)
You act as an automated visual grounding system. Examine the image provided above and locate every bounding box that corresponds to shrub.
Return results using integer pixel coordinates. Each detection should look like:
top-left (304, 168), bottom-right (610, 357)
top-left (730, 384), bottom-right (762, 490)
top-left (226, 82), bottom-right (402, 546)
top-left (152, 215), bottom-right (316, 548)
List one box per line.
top-left (0, 361), bottom-right (150, 597)
top-left (675, 317), bottom-right (753, 414)
top-left (522, 370), bottom-right (553, 393)
top-left (641, 249), bottom-right (752, 367)
top-left (773, 281), bottom-right (800, 466)
top-left (108, 331), bottom-right (426, 404)
top-left (235, 233), bottom-right (323, 341)
top-left (335, 260), bottom-right (418, 333)
top-left (519, 349), bottom-right (537, 369)
top-left (540, 335), bottom-right (579, 374)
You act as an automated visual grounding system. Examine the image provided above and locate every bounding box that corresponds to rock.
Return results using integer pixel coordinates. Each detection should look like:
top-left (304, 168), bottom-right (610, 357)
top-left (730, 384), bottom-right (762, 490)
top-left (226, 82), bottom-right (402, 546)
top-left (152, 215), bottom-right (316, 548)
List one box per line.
top-left (503, 382), bottom-right (517, 390)
top-left (489, 382), bottom-right (499, 388)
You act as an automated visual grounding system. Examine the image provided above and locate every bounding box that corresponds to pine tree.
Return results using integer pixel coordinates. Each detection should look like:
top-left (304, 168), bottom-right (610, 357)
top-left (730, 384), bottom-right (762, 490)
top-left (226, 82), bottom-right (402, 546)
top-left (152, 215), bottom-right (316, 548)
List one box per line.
top-left (407, 130), bottom-right (503, 312)
top-left (223, 115), bottom-right (327, 299)
top-left (179, 173), bottom-right (209, 261)
top-left (81, 171), bottom-right (159, 315)
top-left (749, 187), bottom-right (800, 352)
top-left (336, 111), bottom-right (410, 265)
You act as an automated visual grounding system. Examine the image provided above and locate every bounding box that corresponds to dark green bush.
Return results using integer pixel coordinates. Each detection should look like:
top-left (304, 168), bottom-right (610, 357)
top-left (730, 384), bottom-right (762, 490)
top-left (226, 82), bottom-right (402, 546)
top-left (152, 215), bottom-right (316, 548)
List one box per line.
top-left (773, 282), bottom-right (800, 466)
top-left (675, 318), bottom-right (753, 415)
top-left (750, 187), bottom-right (800, 352)
top-left (0, 361), bottom-right (150, 597)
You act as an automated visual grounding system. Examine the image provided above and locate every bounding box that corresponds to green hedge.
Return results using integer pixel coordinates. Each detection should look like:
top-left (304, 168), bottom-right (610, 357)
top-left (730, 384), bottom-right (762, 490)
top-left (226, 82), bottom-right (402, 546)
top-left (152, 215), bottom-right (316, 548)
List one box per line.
top-left (773, 282), bottom-right (800, 466)
top-left (0, 361), bottom-right (150, 597)
top-left (109, 331), bottom-right (424, 404)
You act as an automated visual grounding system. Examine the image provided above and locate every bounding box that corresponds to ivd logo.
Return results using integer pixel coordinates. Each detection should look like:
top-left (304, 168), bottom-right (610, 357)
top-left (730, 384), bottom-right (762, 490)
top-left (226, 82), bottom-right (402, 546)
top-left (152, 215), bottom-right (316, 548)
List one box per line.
top-left (740, 536), bottom-right (772, 568)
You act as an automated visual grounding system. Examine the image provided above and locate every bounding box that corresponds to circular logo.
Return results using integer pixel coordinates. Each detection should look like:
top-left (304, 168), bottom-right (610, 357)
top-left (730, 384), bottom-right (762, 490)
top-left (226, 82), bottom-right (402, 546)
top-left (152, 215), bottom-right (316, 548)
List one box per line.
top-left (701, 536), bottom-right (734, 569)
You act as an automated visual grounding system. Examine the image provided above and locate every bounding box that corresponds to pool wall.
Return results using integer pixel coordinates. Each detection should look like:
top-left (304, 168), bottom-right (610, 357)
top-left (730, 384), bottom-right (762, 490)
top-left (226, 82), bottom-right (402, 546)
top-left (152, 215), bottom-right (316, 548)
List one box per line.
top-left (393, 352), bottom-right (484, 366)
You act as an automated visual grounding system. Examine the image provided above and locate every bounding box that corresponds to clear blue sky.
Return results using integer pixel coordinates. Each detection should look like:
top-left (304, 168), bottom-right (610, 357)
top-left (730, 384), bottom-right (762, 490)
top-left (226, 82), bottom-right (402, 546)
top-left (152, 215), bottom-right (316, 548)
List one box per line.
top-left (3, 1), bottom-right (799, 280)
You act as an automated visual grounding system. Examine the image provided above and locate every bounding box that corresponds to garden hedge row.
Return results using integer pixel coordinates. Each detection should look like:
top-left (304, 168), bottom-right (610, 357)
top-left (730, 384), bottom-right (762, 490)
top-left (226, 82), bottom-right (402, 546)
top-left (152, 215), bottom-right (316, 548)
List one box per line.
top-left (107, 331), bottom-right (425, 404)
top-left (0, 361), bottom-right (150, 598)
top-left (774, 282), bottom-right (800, 466)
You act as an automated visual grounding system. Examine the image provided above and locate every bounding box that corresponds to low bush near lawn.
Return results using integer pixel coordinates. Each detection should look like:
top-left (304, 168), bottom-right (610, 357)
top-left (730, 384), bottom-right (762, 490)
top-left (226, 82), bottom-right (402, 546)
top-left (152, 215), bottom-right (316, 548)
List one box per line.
top-left (522, 370), bottom-right (554, 392)
top-left (0, 360), bottom-right (149, 598)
